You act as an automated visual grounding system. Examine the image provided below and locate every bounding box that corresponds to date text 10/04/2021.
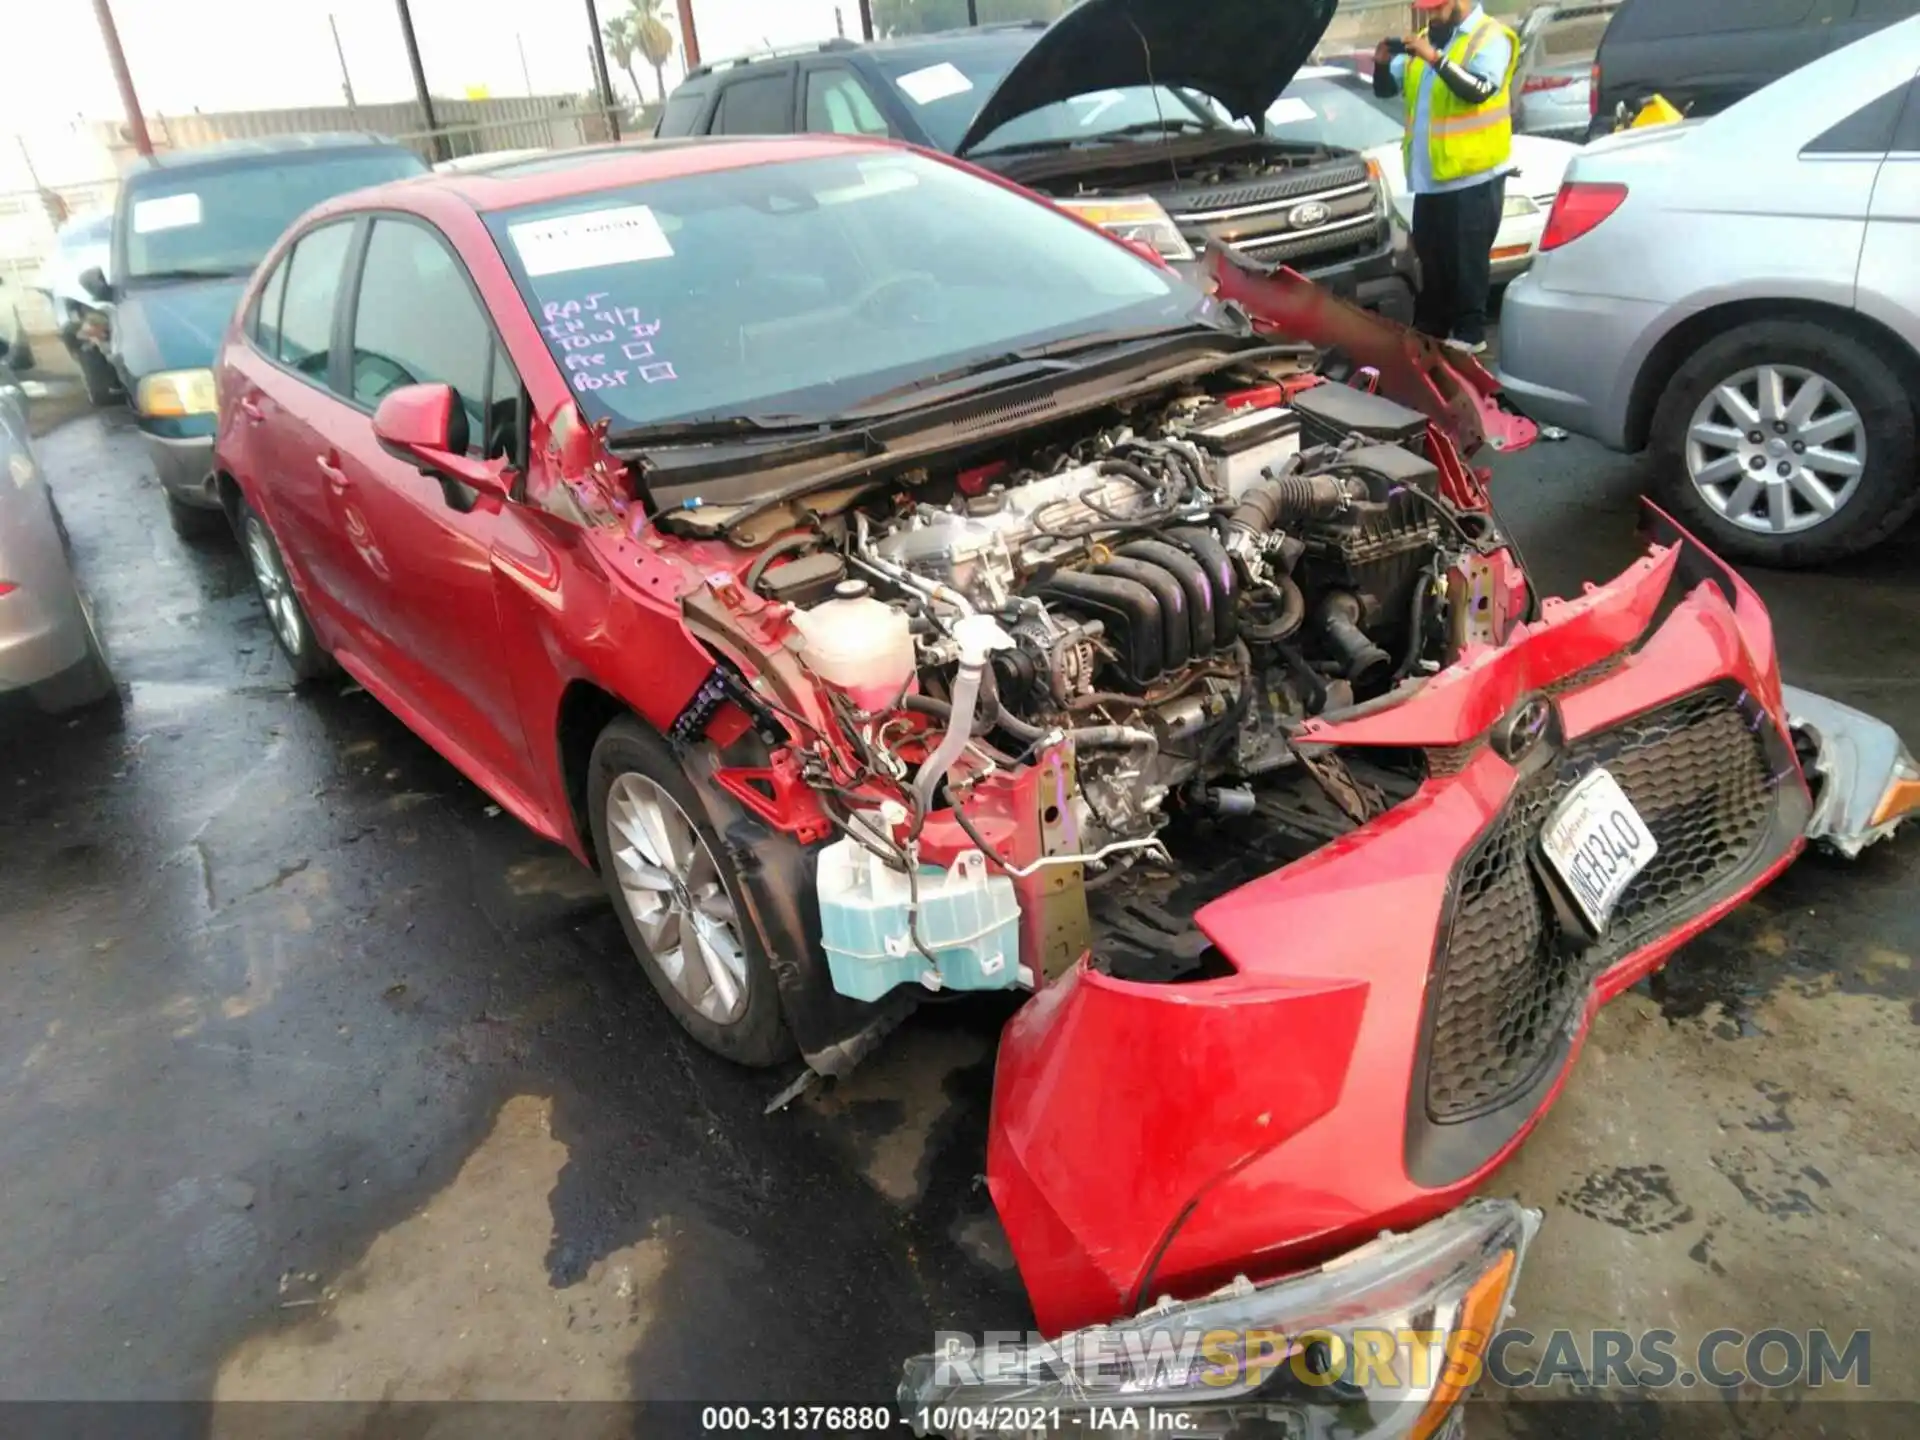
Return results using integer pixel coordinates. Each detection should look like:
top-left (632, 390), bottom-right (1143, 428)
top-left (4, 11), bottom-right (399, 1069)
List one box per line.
top-left (699, 1409), bottom-right (1203, 1433)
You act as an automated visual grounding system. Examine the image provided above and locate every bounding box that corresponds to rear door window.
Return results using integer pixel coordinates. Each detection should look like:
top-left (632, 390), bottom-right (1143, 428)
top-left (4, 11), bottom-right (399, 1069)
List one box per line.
top-left (804, 67), bottom-right (896, 137)
top-left (274, 221), bottom-right (357, 385)
top-left (251, 253), bottom-right (289, 355)
top-left (710, 70), bottom-right (796, 135)
top-left (656, 88), bottom-right (710, 137)
top-left (1804, 83), bottom-right (1910, 154)
top-left (1894, 78), bottom-right (1920, 151)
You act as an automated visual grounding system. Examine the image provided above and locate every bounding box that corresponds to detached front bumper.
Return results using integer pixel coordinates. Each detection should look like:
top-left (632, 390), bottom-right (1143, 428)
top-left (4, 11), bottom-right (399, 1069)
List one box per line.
top-left (990, 512), bottom-right (1880, 1339)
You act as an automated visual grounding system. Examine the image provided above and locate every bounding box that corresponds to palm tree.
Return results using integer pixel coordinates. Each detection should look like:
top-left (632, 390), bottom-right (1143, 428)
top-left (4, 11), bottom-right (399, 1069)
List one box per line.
top-left (604, 0), bottom-right (676, 103)
top-left (635, 4), bottom-right (675, 102)
top-left (603, 11), bottom-right (643, 102)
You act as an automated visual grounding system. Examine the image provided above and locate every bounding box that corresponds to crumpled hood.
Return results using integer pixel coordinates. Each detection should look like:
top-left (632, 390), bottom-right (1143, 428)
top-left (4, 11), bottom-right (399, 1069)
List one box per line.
top-left (955, 0), bottom-right (1339, 156)
top-left (111, 276), bottom-right (247, 380)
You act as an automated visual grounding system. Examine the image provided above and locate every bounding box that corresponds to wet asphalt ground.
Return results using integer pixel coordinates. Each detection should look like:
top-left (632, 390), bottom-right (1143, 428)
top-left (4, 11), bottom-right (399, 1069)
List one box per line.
top-left (3, 393), bottom-right (1919, 1430)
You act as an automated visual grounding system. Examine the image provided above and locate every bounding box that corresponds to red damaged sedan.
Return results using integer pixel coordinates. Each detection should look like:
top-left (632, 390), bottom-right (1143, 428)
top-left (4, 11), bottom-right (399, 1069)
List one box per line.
top-left (213, 136), bottom-right (1920, 1422)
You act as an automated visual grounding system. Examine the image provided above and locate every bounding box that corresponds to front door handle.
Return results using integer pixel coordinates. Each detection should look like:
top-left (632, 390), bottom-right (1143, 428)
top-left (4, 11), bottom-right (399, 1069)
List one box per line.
top-left (238, 395), bottom-right (266, 424)
top-left (316, 452), bottom-right (349, 494)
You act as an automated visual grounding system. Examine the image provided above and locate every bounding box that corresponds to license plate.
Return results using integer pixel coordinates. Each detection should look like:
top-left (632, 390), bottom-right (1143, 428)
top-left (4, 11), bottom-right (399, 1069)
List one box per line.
top-left (1541, 768), bottom-right (1658, 931)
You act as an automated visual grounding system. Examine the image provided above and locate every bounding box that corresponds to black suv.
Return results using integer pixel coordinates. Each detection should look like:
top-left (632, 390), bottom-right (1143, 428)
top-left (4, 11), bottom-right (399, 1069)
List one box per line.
top-left (1591, 0), bottom-right (1920, 136)
top-left (656, 0), bottom-right (1415, 322)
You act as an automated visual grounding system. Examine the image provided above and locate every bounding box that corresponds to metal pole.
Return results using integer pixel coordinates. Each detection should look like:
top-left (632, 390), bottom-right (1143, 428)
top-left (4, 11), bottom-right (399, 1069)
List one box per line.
top-left (393, 0), bottom-right (448, 162)
top-left (329, 14), bottom-right (359, 117)
top-left (90, 0), bottom-right (153, 158)
top-left (966, 0), bottom-right (979, 24)
top-left (517, 32), bottom-right (535, 97)
top-left (584, 0), bottom-right (621, 139)
top-left (678, 0), bottom-right (703, 68)
top-left (857, 0), bottom-right (874, 40)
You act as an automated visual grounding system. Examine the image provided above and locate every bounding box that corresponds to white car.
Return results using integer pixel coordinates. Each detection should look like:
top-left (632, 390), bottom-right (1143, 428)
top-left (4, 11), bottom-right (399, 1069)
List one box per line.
top-left (1274, 67), bottom-right (1577, 283)
top-left (32, 213), bottom-right (112, 342)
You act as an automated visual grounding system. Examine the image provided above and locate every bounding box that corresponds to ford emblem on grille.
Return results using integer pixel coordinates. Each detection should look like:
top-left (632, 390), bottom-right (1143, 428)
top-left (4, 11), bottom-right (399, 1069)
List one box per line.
top-left (1287, 200), bottom-right (1333, 229)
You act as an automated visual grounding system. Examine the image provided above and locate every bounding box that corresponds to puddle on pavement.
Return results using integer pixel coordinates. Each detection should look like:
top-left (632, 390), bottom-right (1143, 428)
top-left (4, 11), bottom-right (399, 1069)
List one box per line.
top-left (805, 1023), bottom-right (993, 1207)
top-left (213, 1095), bottom-right (668, 1403)
top-left (1646, 859), bottom-right (1920, 1038)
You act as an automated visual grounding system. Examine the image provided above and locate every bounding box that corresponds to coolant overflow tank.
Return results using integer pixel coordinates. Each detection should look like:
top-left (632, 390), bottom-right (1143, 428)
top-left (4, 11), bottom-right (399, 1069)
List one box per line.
top-left (789, 580), bottom-right (916, 712)
top-left (815, 840), bottom-right (1023, 1003)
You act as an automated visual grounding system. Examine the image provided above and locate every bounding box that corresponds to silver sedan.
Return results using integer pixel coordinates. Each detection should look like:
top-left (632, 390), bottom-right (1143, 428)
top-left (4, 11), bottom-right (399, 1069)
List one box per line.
top-left (1496, 15), bottom-right (1920, 567)
top-left (0, 378), bottom-right (115, 713)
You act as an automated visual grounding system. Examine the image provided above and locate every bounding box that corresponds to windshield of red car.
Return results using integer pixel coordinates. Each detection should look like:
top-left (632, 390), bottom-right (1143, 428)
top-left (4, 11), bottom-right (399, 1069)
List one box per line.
top-left (486, 148), bottom-right (1202, 434)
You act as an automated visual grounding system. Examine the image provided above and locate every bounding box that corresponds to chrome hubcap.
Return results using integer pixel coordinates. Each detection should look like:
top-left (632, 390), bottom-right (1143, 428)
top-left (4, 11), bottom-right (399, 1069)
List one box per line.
top-left (244, 516), bottom-right (304, 656)
top-left (1685, 364), bottom-right (1865, 536)
top-left (606, 773), bottom-right (748, 1025)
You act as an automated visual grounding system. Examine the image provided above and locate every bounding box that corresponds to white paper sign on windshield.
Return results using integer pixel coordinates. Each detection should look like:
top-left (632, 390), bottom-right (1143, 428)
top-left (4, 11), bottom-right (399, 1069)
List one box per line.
top-left (132, 193), bottom-right (203, 234)
top-left (1267, 97), bottom-right (1318, 126)
top-left (509, 204), bottom-right (675, 277)
top-left (894, 61), bottom-right (974, 106)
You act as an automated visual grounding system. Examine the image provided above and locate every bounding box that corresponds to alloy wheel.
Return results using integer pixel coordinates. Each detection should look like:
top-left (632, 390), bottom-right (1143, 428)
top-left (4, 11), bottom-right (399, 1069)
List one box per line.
top-left (1684, 364), bottom-right (1866, 536)
top-left (605, 773), bottom-right (750, 1025)
top-left (244, 516), bottom-right (305, 657)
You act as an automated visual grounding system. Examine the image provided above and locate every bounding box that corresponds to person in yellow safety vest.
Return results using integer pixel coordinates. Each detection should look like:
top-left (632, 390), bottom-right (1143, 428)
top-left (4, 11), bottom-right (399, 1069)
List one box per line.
top-left (1372, 0), bottom-right (1520, 354)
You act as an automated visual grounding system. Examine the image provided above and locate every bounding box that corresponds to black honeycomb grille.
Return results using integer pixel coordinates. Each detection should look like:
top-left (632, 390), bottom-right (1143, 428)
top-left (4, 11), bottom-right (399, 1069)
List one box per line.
top-left (1425, 687), bottom-right (1783, 1123)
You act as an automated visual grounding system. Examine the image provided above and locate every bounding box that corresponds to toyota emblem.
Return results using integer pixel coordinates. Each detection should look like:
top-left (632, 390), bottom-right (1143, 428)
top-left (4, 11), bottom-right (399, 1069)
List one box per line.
top-left (1492, 695), bottom-right (1558, 764)
top-left (1288, 200), bottom-right (1332, 229)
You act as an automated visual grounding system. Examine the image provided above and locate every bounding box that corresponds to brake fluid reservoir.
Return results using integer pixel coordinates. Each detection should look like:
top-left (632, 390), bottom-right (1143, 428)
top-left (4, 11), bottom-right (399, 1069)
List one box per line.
top-left (790, 580), bottom-right (915, 711)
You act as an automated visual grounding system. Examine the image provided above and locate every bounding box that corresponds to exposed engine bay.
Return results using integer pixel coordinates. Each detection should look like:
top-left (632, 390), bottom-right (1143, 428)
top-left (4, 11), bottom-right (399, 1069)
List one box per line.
top-left (717, 376), bottom-right (1529, 1004)
top-left (997, 133), bottom-right (1347, 192)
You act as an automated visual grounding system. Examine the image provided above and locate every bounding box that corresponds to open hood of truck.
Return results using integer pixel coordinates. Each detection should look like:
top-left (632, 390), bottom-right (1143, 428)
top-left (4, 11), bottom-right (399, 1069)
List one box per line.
top-left (954, 0), bottom-right (1339, 157)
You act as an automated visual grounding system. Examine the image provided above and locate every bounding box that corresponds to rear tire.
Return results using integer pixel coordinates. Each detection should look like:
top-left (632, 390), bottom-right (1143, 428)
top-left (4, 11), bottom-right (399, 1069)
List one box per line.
top-left (30, 597), bottom-right (116, 715)
top-left (238, 499), bottom-right (335, 684)
top-left (1650, 320), bottom-right (1918, 567)
top-left (587, 716), bottom-right (795, 1068)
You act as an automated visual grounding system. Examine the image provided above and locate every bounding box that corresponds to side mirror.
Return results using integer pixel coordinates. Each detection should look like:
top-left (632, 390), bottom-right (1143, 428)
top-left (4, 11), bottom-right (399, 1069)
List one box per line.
top-left (80, 267), bottom-right (114, 304)
top-left (371, 382), bottom-right (512, 499)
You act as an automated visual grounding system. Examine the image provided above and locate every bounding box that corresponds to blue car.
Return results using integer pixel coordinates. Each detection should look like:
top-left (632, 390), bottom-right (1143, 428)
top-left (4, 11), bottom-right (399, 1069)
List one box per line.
top-left (81, 135), bottom-right (427, 537)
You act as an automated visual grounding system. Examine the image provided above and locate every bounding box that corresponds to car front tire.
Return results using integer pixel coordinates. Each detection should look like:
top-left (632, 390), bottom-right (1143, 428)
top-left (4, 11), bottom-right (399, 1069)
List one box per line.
top-left (77, 345), bottom-right (121, 407)
top-left (238, 500), bottom-right (334, 684)
top-left (587, 715), bottom-right (795, 1068)
top-left (1650, 320), bottom-right (1918, 567)
top-left (165, 491), bottom-right (229, 541)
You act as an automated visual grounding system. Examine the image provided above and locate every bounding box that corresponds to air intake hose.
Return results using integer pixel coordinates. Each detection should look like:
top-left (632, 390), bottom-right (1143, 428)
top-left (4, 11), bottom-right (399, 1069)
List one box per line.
top-left (1316, 591), bottom-right (1392, 689)
top-left (1230, 472), bottom-right (1362, 537)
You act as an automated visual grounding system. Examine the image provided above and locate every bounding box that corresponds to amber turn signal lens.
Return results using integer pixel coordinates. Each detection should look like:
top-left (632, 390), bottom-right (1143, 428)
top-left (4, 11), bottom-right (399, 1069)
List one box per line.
top-left (1410, 1249), bottom-right (1517, 1440)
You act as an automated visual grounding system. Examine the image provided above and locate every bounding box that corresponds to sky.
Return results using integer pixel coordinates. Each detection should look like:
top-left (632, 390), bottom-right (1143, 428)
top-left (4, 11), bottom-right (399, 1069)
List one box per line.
top-left (2, 0), bottom-right (849, 186)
